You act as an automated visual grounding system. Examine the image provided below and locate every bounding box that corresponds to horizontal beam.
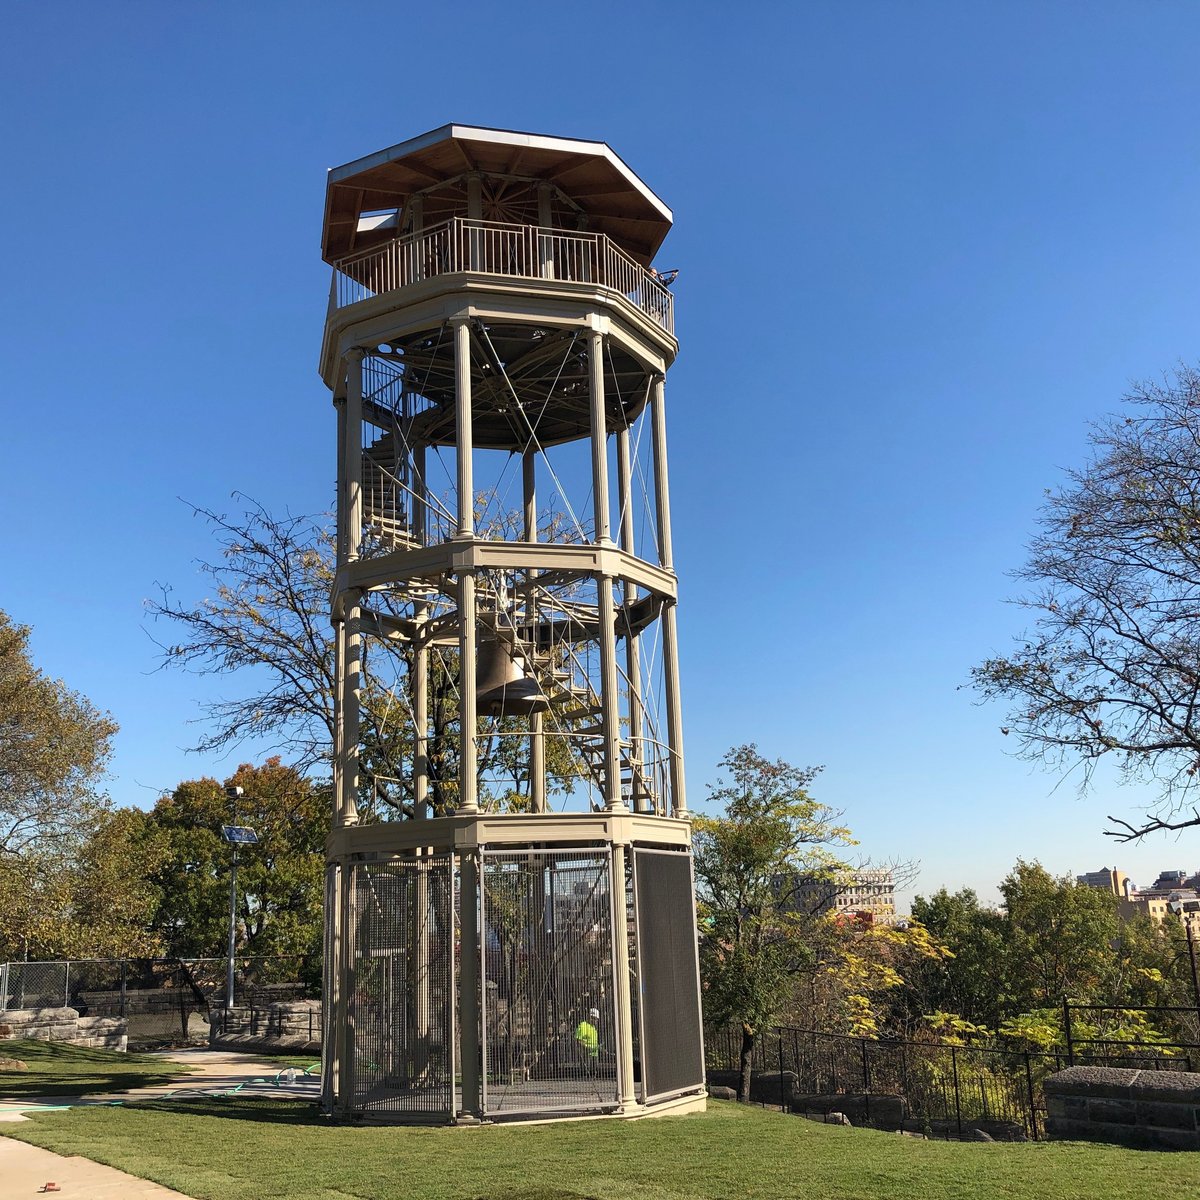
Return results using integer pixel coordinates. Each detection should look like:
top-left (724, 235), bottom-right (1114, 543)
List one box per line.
top-left (335, 539), bottom-right (677, 614)
top-left (326, 810), bottom-right (692, 858)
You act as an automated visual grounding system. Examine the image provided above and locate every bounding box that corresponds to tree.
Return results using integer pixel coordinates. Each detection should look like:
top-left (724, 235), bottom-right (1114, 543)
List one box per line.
top-left (905, 888), bottom-right (1008, 1030)
top-left (147, 499), bottom-right (581, 817)
top-left (146, 501), bottom-right (337, 771)
top-left (692, 744), bottom-right (853, 1099)
top-left (901, 862), bottom-right (1188, 1049)
top-left (972, 365), bottom-right (1200, 840)
top-left (0, 808), bottom-right (168, 961)
top-left (0, 609), bottom-right (118, 855)
top-left (146, 758), bottom-right (326, 961)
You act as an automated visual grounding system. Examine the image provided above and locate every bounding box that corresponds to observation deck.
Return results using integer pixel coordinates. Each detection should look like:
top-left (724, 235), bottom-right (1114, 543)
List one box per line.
top-left (318, 125), bottom-right (677, 384)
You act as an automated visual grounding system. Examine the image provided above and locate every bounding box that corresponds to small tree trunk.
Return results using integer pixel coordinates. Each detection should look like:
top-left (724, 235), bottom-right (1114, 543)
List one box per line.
top-left (739, 1023), bottom-right (755, 1102)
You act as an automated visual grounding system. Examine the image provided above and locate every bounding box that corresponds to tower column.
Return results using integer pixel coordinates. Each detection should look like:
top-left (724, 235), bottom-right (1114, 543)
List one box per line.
top-left (524, 448), bottom-right (546, 814)
top-left (617, 423), bottom-right (647, 812)
top-left (651, 375), bottom-right (687, 818)
top-left (590, 331), bottom-right (624, 812)
top-left (454, 319), bottom-right (474, 539)
top-left (611, 841), bottom-right (637, 1108)
top-left (413, 443), bottom-right (430, 820)
top-left (337, 349), bottom-right (365, 826)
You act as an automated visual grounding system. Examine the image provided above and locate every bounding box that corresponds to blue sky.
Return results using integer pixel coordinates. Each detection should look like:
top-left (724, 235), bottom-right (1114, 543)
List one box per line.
top-left (2, 2), bottom-right (1199, 906)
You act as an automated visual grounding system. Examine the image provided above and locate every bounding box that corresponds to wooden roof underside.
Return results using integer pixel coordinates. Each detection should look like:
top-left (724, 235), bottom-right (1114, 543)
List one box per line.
top-left (323, 126), bottom-right (672, 267)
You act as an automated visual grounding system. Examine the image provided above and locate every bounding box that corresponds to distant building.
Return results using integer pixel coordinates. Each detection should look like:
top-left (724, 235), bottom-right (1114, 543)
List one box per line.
top-left (1151, 870), bottom-right (1189, 891)
top-left (1120, 894), bottom-right (1171, 926)
top-left (1092, 864), bottom-right (1200, 937)
top-left (791, 867), bottom-right (897, 924)
top-left (1076, 867), bottom-right (1132, 899)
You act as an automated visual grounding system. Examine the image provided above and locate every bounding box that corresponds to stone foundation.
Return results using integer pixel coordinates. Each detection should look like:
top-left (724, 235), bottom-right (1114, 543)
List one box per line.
top-left (1045, 1065), bottom-right (1200, 1150)
top-left (0, 1007), bottom-right (128, 1052)
top-left (209, 999), bottom-right (321, 1056)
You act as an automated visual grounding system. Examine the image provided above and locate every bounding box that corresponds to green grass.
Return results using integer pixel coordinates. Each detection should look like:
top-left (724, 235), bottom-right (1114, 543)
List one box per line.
top-left (3, 1097), bottom-right (1198, 1200)
top-left (0, 1040), bottom-right (194, 1098)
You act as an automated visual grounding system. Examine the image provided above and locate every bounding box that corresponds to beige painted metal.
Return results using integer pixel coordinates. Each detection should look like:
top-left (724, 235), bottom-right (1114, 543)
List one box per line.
top-left (326, 810), bottom-right (691, 860)
top-left (652, 376), bottom-right (688, 819)
top-left (320, 277), bottom-right (675, 391)
top-left (323, 126), bottom-right (701, 1122)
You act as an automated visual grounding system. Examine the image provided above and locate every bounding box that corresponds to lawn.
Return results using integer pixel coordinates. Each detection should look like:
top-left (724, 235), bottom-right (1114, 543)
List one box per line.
top-left (0, 1040), bottom-right (195, 1098)
top-left (3, 1097), bottom-right (1198, 1200)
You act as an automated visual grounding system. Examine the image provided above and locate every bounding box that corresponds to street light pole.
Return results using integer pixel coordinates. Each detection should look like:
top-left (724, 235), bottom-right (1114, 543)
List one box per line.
top-left (227, 840), bottom-right (239, 1011)
top-left (220, 787), bottom-right (258, 1013)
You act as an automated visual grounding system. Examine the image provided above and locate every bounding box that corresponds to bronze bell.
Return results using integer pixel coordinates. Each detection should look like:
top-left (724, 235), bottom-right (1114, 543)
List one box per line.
top-left (476, 636), bottom-right (550, 717)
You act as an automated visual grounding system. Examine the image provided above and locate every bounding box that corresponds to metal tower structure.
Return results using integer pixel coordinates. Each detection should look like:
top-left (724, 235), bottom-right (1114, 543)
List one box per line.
top-left (319, 125), bottom-right (704, 1122)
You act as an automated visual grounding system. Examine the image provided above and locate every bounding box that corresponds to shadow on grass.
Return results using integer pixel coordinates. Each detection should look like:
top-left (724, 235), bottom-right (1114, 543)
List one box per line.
top-left (127, 1098), bottom-right (326, 1125)
top-left (1, 1040), bottom-right (190, 1098)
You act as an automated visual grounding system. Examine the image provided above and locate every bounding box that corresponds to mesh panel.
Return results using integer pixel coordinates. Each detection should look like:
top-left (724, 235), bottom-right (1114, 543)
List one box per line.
top-left (321, 864), bottom-right (337, 1111)
top-left (625, 855), bottom-right (641, 1101)
top-left (633, 847), bottom-right (705, 1101)
top-left (0, 962), bottom-right (68, 1009)
top-left (480, 848), bottom-right (619, 1116)
top-left (348, 857), bottom-right (454, 1117)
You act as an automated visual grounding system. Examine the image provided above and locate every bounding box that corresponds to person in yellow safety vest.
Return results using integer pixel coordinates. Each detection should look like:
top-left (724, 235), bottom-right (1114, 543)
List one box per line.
top-left (574, 1007), bottom-right (600, 1073)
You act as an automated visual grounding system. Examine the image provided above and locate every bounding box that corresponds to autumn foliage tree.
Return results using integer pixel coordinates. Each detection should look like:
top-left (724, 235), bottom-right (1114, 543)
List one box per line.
top-left (692, 745), bottom-right (853, 1098)
top-left (146, 758), bottom-right (326, 961)
top-left (0, 609), bottom-right (117, 855)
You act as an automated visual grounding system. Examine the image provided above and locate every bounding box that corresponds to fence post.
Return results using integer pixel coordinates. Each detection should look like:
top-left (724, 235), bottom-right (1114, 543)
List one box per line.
top-left (950, 1044), bottom-right (963, 1140)
top-left (1188, 924), bottom-right (1200, 1019)
top-left (64, 960), bottom-right (70, 1009)
top-left (1062, 997), bottom-right (1074, 1066)
top-left (777, 1028), bottom-right (785, 1112)
top-left (0, 962), bottom-right (8, 1013)
top-left (119, 960), bottom-right (127, 1020)
top-left (1024, 1053), bottom-right (1038, 1141)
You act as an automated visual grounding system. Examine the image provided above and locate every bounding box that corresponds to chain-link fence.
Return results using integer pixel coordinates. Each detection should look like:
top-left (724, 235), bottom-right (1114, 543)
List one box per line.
top-left (1, 955), bottom-right (320, 1048)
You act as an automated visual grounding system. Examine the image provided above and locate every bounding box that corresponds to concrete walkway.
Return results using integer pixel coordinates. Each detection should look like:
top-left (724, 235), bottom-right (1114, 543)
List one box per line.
top-left (0, 1136), bottom-right (197, 1198)
top-left (0, 1048), bottom-right (320, 1199)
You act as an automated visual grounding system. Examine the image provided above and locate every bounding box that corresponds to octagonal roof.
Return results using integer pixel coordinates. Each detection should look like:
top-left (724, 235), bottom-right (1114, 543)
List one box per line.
top-left (322, 124), bottom-right (673, 266)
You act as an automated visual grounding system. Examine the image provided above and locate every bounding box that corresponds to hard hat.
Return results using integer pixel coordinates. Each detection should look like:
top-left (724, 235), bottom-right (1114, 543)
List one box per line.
top-left (589, 1008), bottom-right (600, 1020)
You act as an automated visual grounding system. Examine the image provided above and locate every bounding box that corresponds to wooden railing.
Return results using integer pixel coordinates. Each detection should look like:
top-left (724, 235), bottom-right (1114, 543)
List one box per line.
top-left (331, 217), bottom-right (674, 335)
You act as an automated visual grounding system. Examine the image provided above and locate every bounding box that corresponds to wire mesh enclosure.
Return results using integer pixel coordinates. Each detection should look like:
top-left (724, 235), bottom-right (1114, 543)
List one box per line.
top-left (348, 857), bottom-right (455, 1119)
top-left (481, 848), bottom-right (619, 1116)
top-left (633, 847), bottom-right (705, 1102)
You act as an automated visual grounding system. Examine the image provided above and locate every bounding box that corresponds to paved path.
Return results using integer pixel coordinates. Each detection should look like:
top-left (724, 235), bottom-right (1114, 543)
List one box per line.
top-left (0, 1048), bottom-right (320, 1199)
top-left (0, 1136), bottom-right (197, 1199)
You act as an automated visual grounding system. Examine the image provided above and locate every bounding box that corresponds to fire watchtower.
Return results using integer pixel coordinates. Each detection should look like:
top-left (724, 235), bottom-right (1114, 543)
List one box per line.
top-left (319, 125), bottom-right (705, 1123)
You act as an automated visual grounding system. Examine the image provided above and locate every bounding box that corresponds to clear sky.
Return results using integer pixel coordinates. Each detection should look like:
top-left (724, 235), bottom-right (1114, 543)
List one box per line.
top-left (3, 2), bottom-right (1199, 907)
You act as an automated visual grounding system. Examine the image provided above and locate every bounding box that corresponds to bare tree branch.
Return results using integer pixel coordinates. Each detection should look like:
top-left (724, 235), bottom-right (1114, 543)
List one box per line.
top-left (1105, 809), bottom-right (1200, 843)
top-left (974, 365), bottom-right (1200, 839)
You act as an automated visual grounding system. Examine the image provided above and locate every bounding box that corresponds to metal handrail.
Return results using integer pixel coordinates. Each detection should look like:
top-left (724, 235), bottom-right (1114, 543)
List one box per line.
top-left (331, 217), bottom-right (674, 335)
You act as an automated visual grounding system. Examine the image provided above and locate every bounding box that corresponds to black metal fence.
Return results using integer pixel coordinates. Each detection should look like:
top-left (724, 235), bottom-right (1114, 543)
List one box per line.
top-left (1, 956), bottom-right (320, 1048)
top-left (706, 1024), bottom-right (1057, 1139)
top-left (1062, 999), bottom-right (1200, 1070)
top-left (707, 1015), bottom-right (1200, 1141)
top-left (212, 999), bottom-right (324, 1044)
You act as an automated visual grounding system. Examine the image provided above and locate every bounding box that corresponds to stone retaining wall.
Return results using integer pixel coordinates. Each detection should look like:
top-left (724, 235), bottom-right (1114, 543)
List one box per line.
top-left (0, 1007), bottom-right (128, 1052)
top-left (1045, 1065), bottom-right (1200, 1150)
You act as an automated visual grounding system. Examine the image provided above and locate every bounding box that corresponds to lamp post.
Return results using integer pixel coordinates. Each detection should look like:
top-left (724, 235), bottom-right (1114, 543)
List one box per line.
top-left (220, 786), bottom-right (258, 1012)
